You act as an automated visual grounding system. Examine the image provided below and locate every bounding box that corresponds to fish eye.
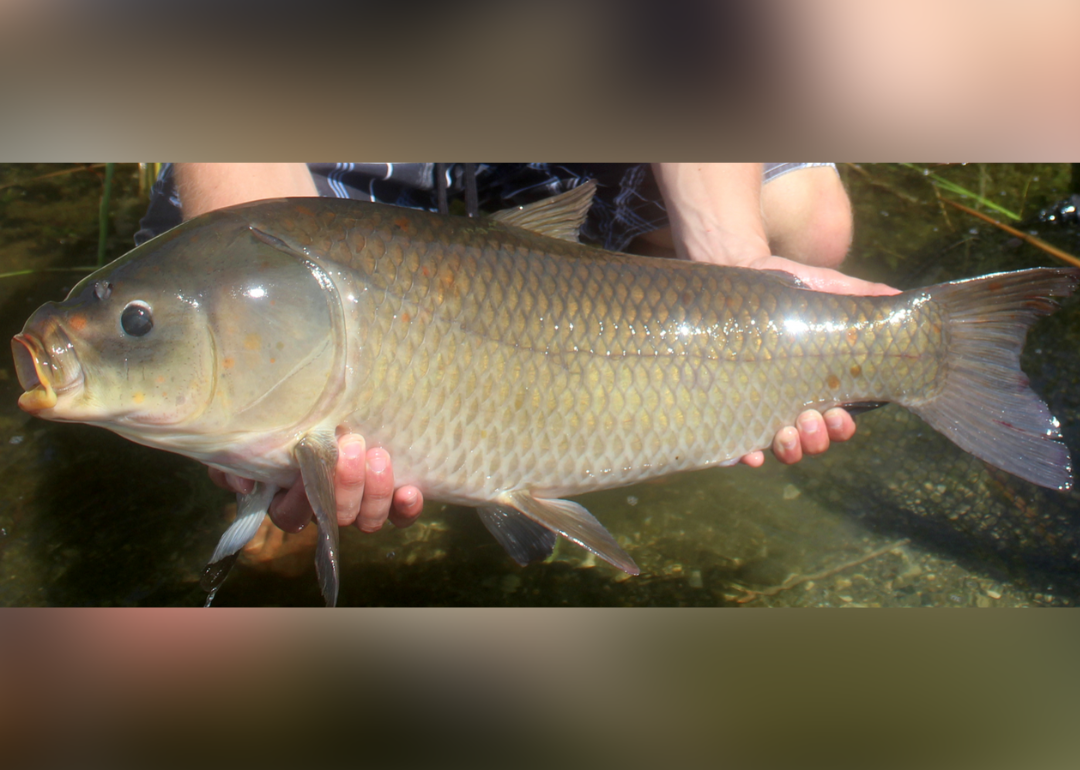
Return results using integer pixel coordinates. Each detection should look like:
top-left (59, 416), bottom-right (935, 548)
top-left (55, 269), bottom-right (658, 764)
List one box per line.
top-left (94, 281), bottom-right (112, 301)
top-left (121, 302), bottom-right (154, 337)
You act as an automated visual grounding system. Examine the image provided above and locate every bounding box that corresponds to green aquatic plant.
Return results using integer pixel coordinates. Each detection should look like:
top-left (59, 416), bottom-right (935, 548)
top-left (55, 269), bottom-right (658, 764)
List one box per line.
top-left (900, 163), bottom-right (1021, 222)
top-left (0, 267), bottom-right (97, 280)
top-left (97, 163), bottom-right (115, 267)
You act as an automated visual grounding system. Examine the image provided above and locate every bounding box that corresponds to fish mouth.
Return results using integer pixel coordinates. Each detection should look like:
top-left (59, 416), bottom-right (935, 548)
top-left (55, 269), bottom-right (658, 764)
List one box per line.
top-left (12, 330), bottom-right (82, 414)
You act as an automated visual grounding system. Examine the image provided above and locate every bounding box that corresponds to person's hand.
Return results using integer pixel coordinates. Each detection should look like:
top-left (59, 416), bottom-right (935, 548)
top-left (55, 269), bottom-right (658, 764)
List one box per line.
top-left (738, 407), bottom-right (858, 467)
top-left (208, 434), bottom-right (424, 534)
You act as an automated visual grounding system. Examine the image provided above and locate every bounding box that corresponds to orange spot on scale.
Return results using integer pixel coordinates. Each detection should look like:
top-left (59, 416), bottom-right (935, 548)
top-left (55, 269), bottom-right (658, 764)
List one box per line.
top-left (850, 364), bottom-right (862, 378)
top-left (846, 328), bottom-right (858, 345)
top-left (68, 314), bottom-right (87, 332)
top-left (223, 357), bottom-right (235, 370)
top-left (244, 333), bottom-right (261, 351)
top-left (394, 216), bottom-right (409, 230)
top-left (401, 312), bottom-right (411, 324)
top-left (270, 357), bottom-right (276, 364)
top-left (155, 375), bottom-right (166, 385)
top-left (827, 374), bottom-right (841, 389)
top-left (421, 266), bottom-right (430, 277)
top-left (133, 392), bottom-right (145, 405)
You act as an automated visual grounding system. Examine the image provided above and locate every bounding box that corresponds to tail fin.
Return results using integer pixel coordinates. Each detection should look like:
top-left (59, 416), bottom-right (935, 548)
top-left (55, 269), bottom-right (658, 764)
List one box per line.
top-left (910, 267), bottom-right (1080, 491)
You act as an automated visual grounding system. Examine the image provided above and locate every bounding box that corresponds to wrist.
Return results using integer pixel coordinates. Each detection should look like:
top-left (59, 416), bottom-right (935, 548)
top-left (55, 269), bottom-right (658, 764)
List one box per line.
top-left (653, 163), bottom-right (771, 266)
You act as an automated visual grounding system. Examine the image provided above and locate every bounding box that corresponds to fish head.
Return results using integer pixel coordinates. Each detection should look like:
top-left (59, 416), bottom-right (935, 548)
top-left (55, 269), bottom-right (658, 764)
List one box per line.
top-left (13, 207), bottom-right (347, 456)
top-left (12, 254), bottom-right (216, 429)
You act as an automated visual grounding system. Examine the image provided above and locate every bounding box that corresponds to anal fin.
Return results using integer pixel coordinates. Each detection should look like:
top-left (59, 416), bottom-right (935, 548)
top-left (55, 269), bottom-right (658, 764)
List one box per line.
top-left (296, 433), bottom-right (341, 607)
top-left (477, 505), bottom-right (557, 567)
top-left (500, 490), bottom-right (639, 575)
top-left (840, 400), bottom-right (889, 417)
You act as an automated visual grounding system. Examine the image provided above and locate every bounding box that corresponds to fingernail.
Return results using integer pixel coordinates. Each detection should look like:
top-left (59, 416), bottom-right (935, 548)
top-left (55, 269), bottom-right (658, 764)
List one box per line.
top-left (798, 414), bottom-right (819, 434)
top-left (401, 489), bottom-right (417, 506)
top-left (826, 413), bottom-right (844, 431)
top-left (779, 429), bottom-right (797, 451)
top-left (341, 437), bottom-right (364, 461)
top-left (225, 473), bottom-right (250, 493)
top-left (367, 449), bottom-right (388, 474)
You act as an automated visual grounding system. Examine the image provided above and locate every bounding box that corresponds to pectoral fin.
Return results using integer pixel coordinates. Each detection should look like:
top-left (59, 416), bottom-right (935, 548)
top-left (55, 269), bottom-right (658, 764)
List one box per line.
top-left (477, 505), bottom-right (558, 567)
top-left (296, 433), bottom-right (340, 607)
top-left (500, 490), bottom-right (639, 575)
top-left (201, 482), bottom-right (278, 606)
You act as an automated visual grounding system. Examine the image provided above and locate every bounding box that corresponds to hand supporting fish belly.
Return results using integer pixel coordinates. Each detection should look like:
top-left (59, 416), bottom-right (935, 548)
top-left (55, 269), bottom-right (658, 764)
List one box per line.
top-left (12, 182), bottom-right (1078, 605)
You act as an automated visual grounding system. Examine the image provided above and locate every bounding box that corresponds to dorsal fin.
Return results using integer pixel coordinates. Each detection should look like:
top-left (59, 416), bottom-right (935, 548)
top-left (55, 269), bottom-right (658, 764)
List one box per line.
top-left (490, 179), bottom-right (597, 242)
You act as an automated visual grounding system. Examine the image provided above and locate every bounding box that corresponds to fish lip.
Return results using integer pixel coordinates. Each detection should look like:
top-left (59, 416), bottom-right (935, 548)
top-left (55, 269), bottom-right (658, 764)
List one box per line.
top-left (11, 331), bottom-right (82, 413)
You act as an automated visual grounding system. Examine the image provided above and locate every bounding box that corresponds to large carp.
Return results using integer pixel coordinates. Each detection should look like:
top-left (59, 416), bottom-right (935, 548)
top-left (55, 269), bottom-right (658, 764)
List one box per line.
top-left (11, 182), bottom-right (1078, 606)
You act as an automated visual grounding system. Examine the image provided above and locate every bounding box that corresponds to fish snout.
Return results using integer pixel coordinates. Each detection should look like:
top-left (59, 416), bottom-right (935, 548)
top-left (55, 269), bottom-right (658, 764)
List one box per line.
top-left (12, 323), bottom-right (82, 414)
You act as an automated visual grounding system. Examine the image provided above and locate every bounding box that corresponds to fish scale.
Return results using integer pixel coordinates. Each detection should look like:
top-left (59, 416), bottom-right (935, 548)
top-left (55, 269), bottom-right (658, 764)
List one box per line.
top-left (258, 203), bottom-right (951, 504)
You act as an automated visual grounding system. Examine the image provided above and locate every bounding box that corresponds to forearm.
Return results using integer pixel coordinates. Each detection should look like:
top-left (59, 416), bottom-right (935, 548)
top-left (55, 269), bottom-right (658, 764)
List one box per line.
top-left (174, 163), bottom-right (318, 220)
top-left (652, 163), bottom-right (770, 266)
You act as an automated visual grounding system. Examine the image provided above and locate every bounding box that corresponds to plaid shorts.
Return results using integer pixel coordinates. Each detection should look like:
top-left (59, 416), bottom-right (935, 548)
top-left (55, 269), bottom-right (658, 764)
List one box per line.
top-left (135, 163), bottom-right (836, 252)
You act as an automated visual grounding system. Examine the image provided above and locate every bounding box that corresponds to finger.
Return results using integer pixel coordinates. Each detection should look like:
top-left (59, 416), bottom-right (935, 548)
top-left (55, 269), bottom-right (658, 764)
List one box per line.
top-left (796, 410), bottom-right (831, 455)
top-left (753, 256), bottom-right (901, 296)
top-left (823, 407), bottom-right (857, 442)
top-left (208, 467), bottom-right (230, 491)
top-left (356, 447), bottom-right (394, 533)
top-left (333, 434), bottom-right (367, 527)
top-left (388, 486), bottom-right (424, 528)
top-left (772, 425), bottom-right (803, 465)
top-left (268, 482), bottom-right (314, 534)
top-left (739, 450), bottom-right (765, 468)
top-left (224, 473), bottom-right (255, 495)
top-left (208, 467), bottom-right (255, 495)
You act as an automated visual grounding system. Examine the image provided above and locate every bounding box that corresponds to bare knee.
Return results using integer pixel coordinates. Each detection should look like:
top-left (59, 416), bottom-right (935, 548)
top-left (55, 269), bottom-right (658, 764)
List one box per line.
top-left (761, 167), bottom-right (853, 269)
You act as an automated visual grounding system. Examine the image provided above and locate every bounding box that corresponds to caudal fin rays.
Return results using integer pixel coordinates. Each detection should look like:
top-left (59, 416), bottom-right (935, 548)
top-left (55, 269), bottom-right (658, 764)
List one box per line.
top-left (912, 267), bottom-right (1079, 490)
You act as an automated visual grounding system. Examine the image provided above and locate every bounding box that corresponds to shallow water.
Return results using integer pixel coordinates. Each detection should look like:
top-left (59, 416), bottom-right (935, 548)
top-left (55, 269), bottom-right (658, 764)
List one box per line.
top-left (1, 163), bottom-right (1077, 607)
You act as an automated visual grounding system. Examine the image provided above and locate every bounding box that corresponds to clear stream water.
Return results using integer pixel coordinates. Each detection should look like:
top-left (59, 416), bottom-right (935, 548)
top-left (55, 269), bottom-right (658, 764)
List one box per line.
top-left (1, 163), bottom-right (1077, 607)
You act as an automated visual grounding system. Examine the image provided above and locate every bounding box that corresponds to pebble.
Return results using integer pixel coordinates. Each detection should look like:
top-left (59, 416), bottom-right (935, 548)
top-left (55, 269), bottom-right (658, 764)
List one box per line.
top-left (626, 496), bottom-right (638, 506)
top-left (834, 577), bottom-right (853, 590)
top-left (986, 590), bottom-right (1002, 600)
top-left (688, 570), bottom-right (703, 589)
top-left (9, 436), bottom-right (23, 445)
top-left (782, 484), bottom-right (801, 500)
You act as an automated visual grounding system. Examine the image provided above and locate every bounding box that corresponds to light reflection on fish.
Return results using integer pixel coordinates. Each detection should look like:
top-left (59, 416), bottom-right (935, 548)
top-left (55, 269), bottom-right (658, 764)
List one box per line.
top-left (11, 182), bottom-right (1078, 605)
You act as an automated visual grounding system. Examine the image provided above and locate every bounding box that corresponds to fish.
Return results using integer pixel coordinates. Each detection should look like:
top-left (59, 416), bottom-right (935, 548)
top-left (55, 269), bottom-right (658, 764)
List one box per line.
top-left (11, 181), bottom-right (1079, 606)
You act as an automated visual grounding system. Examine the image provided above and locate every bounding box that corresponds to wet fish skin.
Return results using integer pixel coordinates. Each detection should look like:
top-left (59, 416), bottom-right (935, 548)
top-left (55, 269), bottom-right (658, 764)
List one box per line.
top-left (247, 198), bottom-right (1073, 498)
top-left (12, 186), bottom-right (1078, 603)
top-left (289, 202), bottom-right (948, 503)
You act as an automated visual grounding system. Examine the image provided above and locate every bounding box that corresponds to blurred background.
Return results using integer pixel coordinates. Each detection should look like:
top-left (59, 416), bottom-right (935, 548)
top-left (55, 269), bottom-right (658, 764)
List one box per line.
top-left (2, 1), bottom-right (1079, 764)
